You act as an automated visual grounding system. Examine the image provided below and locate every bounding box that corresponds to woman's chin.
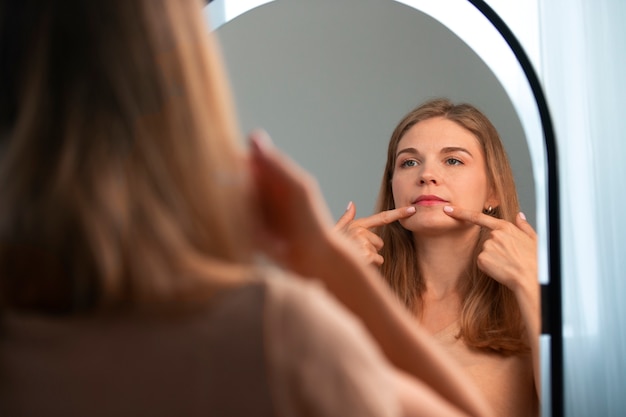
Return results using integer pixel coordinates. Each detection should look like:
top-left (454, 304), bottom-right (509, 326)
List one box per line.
top-left (399, 213), bottom-right (448, 232)
top-left (399, 213), bottom-right (462, 235)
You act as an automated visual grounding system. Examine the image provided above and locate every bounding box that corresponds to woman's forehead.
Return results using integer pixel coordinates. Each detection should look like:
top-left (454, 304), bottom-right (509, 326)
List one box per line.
top-left (398, 118), bottom-right (480, 152)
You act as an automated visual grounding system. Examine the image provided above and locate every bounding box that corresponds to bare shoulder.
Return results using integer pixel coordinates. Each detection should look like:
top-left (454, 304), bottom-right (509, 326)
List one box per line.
top-left (259, 267), bottom-right (401, 417)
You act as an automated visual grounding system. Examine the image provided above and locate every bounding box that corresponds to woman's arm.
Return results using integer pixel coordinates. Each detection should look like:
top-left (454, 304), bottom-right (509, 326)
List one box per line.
top-left (249, 131), bottom-right (494, 417)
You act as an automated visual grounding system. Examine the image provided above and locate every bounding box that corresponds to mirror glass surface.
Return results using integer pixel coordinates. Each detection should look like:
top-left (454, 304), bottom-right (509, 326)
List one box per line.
top-left (207, 1), bottom-right (549, 412)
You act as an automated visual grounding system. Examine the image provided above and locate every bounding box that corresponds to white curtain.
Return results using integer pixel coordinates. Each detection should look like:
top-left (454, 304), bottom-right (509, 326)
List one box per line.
top-left (539, 0), bottom-right (626, 415)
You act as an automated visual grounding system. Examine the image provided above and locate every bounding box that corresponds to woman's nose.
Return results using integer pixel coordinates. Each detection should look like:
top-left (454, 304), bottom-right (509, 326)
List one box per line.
top-left (419, 164), bottom-right (438, 184)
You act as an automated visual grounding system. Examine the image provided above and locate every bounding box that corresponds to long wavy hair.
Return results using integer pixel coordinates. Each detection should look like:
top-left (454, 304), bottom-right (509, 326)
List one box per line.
top-left (375, 98), bottom-right (527, 354)
top-left (0, 0), bottom-right (251, 313)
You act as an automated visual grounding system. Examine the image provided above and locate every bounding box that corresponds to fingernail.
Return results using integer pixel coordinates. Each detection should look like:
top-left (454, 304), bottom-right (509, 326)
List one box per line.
top-left (519, 211), bottom-right (527, 220)
top-left (406, 206), bottom-right (416, 213)
top-left (346, 201), bottom-right (353, 211)
top-left (443, 205), bottom-right (453, 213)
top-left (250, 129), bottom-right (273, 152)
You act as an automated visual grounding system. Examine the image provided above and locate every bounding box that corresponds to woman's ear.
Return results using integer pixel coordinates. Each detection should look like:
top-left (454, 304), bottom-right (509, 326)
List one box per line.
top-left (485, 181), bottom-right (500, 207)
top-left (485, 198), bottom-right (500, 210)
top-left (485, 188), bottom-right (500, 211)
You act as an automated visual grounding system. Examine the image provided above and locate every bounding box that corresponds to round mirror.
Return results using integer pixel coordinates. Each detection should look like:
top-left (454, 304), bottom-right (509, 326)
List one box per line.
top-left (206, 0), bottom-right (558, 415)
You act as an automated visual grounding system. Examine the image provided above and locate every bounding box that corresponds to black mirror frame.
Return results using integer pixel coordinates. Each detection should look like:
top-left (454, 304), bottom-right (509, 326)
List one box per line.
top-left (457, 2), bottom-right (562, 415)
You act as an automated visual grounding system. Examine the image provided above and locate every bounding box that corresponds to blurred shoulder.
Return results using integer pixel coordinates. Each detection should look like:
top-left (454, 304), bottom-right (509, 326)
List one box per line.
top-left (258, 266), bottom-right (400, 417)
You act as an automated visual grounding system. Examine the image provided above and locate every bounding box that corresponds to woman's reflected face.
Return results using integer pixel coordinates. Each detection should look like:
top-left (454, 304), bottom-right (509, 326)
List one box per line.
top-left (392, 117), bottom-right (496, 235)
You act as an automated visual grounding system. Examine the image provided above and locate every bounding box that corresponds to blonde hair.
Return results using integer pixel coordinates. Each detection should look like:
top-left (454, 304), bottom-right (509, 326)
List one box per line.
top-left (375, 98), bottom-right (527, 354)
top-left (0, 0), bottom-right (250, 313)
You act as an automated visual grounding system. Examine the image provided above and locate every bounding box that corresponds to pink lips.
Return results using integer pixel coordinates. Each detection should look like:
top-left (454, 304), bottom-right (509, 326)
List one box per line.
top-left (413, 195), bottom-right (448, 206)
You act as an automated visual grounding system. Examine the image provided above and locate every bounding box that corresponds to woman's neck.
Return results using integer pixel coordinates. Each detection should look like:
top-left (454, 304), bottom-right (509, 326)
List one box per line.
top-left (412, 228), bottom-right (479, 333)
top-left (413, 228), bottom-right (479, 299)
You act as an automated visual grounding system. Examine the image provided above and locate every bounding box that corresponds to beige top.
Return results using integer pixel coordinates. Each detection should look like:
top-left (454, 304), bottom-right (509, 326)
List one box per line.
top-left (0, 270), bottom-right (400, 417)
top-left (433, 321), bottom-right (538, 417)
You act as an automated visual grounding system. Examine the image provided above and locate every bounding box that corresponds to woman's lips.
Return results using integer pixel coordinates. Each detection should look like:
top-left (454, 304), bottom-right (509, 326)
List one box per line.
top-left (413, 195), bottom-right (448, 206)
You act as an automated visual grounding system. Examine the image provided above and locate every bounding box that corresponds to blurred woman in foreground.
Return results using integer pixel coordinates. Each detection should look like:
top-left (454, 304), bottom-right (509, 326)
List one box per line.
top-left (0, 1), bottom-right (492, 416)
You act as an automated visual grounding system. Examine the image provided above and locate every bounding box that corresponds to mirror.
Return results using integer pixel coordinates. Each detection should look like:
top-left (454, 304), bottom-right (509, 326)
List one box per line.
top-left (206, 0), bottom-right (554, 415)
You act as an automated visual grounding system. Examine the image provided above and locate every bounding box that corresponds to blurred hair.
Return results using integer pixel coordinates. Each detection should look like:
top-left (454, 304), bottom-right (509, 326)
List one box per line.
top-left (375, 98), bottom-right (526, 354)
top-left (0, 0), bottom-right (250, 313)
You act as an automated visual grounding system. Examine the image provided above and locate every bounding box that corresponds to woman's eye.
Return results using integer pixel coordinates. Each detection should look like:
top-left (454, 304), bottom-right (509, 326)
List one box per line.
top-left (400, 159), bottom-right (418, 168)
top-left (445, 158), bottom-right (463, 166)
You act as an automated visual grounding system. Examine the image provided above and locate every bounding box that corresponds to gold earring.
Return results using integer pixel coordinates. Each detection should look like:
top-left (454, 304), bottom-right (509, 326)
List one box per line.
top-left (483, 205), bottom-right (495, 215)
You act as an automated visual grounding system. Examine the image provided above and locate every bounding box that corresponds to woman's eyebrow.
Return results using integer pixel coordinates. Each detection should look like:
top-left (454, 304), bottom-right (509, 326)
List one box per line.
top-left (395, 147), bottom-right (419, 158)
top-left (441, 146), bottom-right (473, 157)
top-left (396, 146), bottom-right (474, 158)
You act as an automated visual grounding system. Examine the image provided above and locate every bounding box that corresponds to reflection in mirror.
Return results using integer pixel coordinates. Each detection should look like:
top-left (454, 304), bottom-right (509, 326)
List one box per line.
top-left (207, 0), bottom-right (548, 415)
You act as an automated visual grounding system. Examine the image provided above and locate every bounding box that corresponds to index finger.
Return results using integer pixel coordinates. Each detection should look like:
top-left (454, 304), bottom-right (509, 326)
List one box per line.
top-left (335, 201), bottom-right (357, 230)
top-left (442, 205), bottom-right (504, 230)
top-left (354, 206), bottom-right (416, 229)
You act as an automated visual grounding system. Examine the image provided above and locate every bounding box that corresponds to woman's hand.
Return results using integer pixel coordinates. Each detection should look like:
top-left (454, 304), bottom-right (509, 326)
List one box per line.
top-left (249, 130), bottom-right (339, 274)
top-left (334, 202), bottom-right (416, 267)
top-left (441, 206), bottom-right (537, 294)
